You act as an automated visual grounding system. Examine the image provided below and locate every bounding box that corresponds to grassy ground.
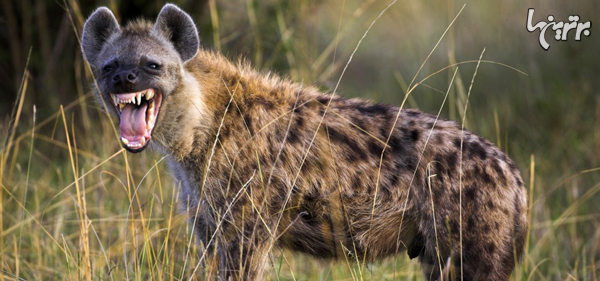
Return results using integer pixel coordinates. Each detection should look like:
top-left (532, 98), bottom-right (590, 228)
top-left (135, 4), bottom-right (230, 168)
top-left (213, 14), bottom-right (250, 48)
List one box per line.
top-left (1, 0), bottom-right (599, 280)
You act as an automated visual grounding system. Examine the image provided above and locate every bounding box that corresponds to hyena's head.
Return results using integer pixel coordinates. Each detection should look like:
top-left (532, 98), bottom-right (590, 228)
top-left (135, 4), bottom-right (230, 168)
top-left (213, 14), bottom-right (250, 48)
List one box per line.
top-left (81, 4), bottom-right (199, 153)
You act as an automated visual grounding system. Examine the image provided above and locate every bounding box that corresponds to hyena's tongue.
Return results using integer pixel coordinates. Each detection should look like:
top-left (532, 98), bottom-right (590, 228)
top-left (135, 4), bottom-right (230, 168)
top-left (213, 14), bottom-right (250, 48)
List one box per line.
top-left (120, 103), bottom-right (149, 143)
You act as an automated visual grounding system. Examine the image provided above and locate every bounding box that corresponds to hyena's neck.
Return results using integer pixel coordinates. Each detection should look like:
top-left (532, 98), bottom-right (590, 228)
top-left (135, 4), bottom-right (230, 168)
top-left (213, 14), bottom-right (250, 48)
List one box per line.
top-left (154, 49), bottom-right (263, 163)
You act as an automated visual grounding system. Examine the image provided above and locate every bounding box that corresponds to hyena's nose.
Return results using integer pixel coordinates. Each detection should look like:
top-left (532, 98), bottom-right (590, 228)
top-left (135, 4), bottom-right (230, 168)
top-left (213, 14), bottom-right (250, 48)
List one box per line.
top-left (112, 70), bottom-right (137, 87)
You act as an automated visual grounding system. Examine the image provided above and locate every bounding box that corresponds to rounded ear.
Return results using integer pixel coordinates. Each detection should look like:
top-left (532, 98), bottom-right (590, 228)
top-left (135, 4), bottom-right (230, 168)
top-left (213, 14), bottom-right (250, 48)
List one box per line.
top-left (153, 4), bottom-right (199, 62)
top-left (81, 7), bottom-right (120, 65)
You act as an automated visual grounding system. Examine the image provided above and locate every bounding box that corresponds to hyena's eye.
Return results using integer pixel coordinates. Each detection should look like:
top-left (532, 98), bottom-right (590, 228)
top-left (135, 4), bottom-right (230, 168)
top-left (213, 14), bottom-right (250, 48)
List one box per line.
top-left (147, 62), bottom-right (161, 70)
top-left (103, 65), bottom-right (114, 73)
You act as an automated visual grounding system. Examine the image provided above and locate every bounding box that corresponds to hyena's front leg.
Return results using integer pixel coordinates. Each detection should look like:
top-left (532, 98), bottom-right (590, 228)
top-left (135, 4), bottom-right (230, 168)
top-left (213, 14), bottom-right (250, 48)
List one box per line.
top-left (218, 220), bottom-right (273, 281)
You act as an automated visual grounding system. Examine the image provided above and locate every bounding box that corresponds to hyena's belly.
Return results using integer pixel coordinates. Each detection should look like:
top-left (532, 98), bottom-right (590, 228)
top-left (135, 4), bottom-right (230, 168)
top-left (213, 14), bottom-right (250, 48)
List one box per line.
top-left (277, 195), bottom-right (421, 261)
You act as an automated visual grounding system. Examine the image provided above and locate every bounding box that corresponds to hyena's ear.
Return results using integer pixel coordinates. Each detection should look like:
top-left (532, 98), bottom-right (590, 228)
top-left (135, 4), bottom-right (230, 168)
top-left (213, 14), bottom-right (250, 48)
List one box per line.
top-left (81, 7), bottom-right (120, 65)
top-left (153, 4), bottom-right (199, 62)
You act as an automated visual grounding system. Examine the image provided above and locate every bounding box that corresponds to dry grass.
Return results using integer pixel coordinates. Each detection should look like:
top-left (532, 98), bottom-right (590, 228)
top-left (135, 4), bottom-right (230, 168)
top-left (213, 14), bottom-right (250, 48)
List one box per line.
top-left (1, 0), bottom-right (600, 280)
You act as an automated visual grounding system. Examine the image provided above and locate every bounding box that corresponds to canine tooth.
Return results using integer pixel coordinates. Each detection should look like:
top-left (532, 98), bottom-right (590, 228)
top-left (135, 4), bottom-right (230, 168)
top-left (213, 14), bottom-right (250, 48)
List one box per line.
top-left (111, 95), bottom-right (117, 105)
top-left (146, 90), bottom-right (154, 100)
top-left (119, 103), bottom-right (125, 111)
top-left (140, 138), bottom-right (146, 146)
top-left (121, 137), bottom-right (129, 144)
top-left (136, 93), bottom-right (142, 105)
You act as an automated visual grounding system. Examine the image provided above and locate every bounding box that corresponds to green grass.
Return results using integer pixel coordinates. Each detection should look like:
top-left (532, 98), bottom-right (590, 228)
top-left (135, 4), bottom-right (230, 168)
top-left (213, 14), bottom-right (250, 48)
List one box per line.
top-left (1, 0), bottom-right (600, 280)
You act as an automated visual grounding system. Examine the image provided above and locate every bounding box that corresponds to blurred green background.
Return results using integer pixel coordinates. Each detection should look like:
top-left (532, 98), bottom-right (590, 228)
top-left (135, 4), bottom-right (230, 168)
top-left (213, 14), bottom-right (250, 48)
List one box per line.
top-left (1, 0), bottom-right (599, 280)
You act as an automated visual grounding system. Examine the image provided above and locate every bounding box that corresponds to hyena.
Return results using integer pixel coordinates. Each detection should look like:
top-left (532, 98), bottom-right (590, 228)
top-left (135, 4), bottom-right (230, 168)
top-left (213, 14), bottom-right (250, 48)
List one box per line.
top-left (82, 4), bottom-right (527, 280)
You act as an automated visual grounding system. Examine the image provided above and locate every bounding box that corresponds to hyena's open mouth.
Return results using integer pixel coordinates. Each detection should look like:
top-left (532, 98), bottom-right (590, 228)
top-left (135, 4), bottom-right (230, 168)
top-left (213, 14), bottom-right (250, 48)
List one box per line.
top-left (109, 89), bottom-right (162, 152)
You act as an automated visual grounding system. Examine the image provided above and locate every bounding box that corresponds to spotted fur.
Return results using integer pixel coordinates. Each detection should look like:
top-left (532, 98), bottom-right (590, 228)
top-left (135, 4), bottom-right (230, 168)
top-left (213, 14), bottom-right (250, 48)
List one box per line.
top-left (82, 4), bottom-right (528, 280)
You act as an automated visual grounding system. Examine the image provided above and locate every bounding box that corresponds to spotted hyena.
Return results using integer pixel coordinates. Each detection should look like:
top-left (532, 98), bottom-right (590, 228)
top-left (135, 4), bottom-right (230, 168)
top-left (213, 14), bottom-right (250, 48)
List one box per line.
top-left (82, 4), bottom-right (527, 280)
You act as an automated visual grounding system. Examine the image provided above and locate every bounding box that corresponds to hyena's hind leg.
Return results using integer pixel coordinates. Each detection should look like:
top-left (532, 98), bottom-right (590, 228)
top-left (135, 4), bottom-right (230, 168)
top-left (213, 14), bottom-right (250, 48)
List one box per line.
top-left (416, 209), bottom-right (527, 280)
top-left (413, 231), bottom-right (454, 281)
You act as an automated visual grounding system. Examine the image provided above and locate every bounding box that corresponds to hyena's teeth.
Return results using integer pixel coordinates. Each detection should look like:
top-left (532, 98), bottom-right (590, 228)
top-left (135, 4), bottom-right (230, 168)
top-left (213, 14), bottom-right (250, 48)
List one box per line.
top-left (147, 100), bottom-right (155, 130)
top-left (145, 90), bottom-right (154, 100)
top-left (149, 98), bottom-right (155, 110)
top-left (140, 138), bottom-right (146, 146)
top-left (136, 93), bottom-right (142, 105)
top-left (147, 117), bottom-right (155, 131)
top-left (119, 103), bottom-right (125, 111)
top-left (121, 137), bottom-right (129, 145)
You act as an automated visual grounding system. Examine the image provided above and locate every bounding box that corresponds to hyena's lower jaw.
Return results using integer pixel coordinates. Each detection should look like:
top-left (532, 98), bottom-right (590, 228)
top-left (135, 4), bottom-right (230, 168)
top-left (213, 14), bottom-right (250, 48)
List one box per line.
top-left (109, 88), bottom-right (163, 153)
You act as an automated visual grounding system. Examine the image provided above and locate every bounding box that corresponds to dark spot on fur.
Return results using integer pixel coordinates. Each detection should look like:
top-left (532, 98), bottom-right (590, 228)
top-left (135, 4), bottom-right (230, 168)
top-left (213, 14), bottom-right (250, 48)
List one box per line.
top-left (453, 138), bottom-right (461, 148)
top-left (467, 216), bottom-right (476, 229)
top-left (350, 116), bottom-right (366, 133)
top-left (220, 126), bottom-right (230, 138)
top-left (469, 141), bottom-right (488, 160)
top-left (366, 182), bottom-right (373, 194)
top-left (483, 223), bottom-right (491, 233)
top-left (389, 134), bottom-right (403, 152)
top-left (243, 115), bottom-right (254, 136)
top-left (327, 126), bottom-right (366, 162)
top-left (316, 95), bottom-right (336, 105)
top-left (487, 199), bottom-right (495, 210)
top-left (294, 114), bottom-right (305, 129)
top-left (279, 150), bottom-right (288, 163)
top-left (357, 103), bottom-right (391, 116)
top-left (319, 108), bottom-right (325, 117)
top-left (389, 173), bottom-right (400, 187)
top-left (486, 242), bottom-right (496, 254)
top-left (379, 119), bottom-right (393, 139)
top-left (352, 175), bottom-right (365, 193)
top-left (410, 130), bottom-right (420, 142)
top-left (515, 176), bottom-right (524, 188)
top-left (405, 110), bottom-right (421, 118)
top-left (286, 129), bottom-right (301, 144)
top-left (434, 160), bottom-right (445, 175)
top-left (396, 156), bottom-right (417, 173)
top-left (254, 96), bottom-right (274, 109)
top-left (300, 159), bottom-right (312, 173)
top-left (445, 153), bottom-right (458, 174)
top-left (465, 186), bottom-right (477, 201)
top-left (481, 168), bottom-right (493, 184)
top-left (291, 102), bottom-right (304, 114)
top-left (509, 161), bottom-right (518, 172)
top-left (368, 141), bottom-right (384, 157)
top-left (449, 219), bottom-right (459, 234)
